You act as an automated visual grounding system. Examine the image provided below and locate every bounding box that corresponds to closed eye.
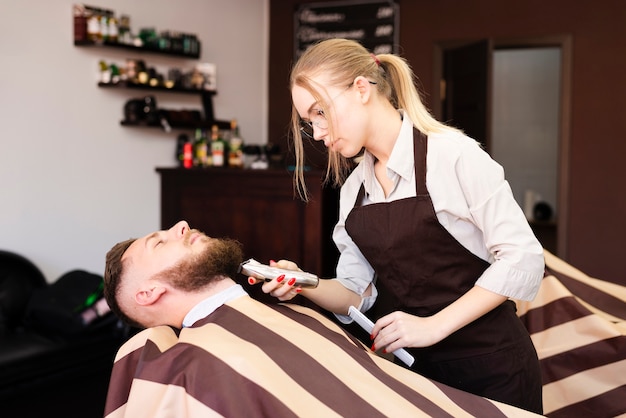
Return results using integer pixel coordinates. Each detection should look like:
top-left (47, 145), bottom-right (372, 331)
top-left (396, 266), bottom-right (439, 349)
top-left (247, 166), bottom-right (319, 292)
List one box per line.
top-left (147, 234), bottom-right (163, 248)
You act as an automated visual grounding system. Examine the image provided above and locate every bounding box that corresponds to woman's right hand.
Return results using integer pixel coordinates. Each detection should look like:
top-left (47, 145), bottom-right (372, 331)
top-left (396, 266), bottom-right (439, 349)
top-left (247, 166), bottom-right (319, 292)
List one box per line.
top-left (247, 259), bottom-right (303, 301)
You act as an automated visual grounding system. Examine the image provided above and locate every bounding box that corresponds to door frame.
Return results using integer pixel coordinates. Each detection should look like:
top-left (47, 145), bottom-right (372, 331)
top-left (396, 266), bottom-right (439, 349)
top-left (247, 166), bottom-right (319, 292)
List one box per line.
top-left (432, 35), bottom-right (572, 258)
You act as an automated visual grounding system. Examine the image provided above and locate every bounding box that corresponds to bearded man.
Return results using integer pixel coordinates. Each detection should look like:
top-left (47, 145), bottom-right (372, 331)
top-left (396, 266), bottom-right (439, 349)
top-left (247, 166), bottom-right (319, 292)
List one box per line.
top-left (102, 221), bottom-right (540, 418)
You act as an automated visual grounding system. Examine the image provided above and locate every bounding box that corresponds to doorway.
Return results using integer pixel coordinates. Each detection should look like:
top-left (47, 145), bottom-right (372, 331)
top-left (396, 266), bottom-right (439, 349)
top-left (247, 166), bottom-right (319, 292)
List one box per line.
top-left (433, 36), bottom-right (571, 257)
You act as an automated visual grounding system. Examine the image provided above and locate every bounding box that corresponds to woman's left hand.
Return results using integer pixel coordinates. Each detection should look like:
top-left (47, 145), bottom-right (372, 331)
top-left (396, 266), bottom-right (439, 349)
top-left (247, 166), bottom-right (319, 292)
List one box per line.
top-left (370, 287), bottom-right (508, 353)
top-left (370, 311), bottom-right (446, 353)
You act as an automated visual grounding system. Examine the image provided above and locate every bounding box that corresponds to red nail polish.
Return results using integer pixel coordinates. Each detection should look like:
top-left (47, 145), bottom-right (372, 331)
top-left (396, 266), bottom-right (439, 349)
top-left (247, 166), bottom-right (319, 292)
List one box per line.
top-left (270, 259), bottom-right (276, 264)
top-left (287, 277), bottom-right (296, 286)
top-left (276, 274), bottom-right (285, 283)
top-left (371, 344), bottom-right (376, 351)
top-left (382, 349), bottom-right (387, 354)
top-left (370, 334), bottom-right (374, 340)
top-left (248, 278), bottom-right (255, 285)
top-left (295, 287), bottom-right (302, 293)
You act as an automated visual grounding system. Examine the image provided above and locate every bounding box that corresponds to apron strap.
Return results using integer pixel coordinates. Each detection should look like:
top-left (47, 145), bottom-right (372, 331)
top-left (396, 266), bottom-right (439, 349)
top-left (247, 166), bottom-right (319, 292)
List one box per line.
top-left (413, 128), bottom-right (429, 197)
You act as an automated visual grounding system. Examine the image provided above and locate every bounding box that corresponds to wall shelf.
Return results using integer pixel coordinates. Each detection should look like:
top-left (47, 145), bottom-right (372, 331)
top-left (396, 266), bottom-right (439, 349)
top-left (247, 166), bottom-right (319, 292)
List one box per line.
top-left (75, 10), bottom-right (224, 133)
top-left (98, 81), bottom-right (215, 95)
top-left (121, 118), bottom-right (231, 131)
top-left (74, 40), bottom-right (200, 59)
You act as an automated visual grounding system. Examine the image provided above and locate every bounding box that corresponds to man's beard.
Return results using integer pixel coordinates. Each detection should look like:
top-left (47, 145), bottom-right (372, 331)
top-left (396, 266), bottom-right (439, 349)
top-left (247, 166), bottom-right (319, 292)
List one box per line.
top-left (156, 237), bottom-right (244, 292)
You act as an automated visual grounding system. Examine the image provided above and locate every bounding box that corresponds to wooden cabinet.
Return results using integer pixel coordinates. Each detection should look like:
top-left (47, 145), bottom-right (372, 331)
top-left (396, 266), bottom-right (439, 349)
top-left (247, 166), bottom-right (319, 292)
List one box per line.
top-left (157, 168), bottom-right (340, 283)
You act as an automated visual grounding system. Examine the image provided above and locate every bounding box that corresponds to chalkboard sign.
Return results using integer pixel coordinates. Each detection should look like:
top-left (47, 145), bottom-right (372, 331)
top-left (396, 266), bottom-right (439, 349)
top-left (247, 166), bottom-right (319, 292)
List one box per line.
top-left (294, 0), bottom-right (399, 58)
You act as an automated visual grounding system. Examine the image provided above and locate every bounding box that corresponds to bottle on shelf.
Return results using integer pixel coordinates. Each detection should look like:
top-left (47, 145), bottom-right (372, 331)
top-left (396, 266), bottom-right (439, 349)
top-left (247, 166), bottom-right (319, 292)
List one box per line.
top-left (99, 13), bottom-right (109, 42)
top-left (183, 141), bottom-right (193, 169)
top-left (176, 133), bottom-right (189, 167)
top-left (87, 11), bottom-right (101, 42)
top-left (194, 128), bottom-right (208, 167)
top-left (73, 4), bottom-right (89, 42)
top-left (108, 17), bottom-right (119, 43)
top-left (228, 119), bottom-right (244, 168)
top-left (210, 125), bottom-right (226, 167)
top-left (118, 14), bottom-right (131, 44)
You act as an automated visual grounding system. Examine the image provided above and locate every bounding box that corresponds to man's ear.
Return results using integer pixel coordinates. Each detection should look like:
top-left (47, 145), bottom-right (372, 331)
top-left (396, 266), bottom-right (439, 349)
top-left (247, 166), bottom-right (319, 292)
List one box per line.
top-left (135, 286), bottom-right (167, 306)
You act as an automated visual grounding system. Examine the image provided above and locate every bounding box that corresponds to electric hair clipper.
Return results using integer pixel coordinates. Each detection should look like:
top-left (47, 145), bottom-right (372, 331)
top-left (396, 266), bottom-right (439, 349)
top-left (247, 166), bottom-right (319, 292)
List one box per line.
top-left (238, 258), bottom-right (319, 288)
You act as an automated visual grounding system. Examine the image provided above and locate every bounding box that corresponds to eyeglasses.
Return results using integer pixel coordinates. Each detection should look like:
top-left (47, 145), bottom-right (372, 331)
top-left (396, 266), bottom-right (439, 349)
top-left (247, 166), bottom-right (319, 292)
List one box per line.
top-left (299, 81), bottom-right (376, 139)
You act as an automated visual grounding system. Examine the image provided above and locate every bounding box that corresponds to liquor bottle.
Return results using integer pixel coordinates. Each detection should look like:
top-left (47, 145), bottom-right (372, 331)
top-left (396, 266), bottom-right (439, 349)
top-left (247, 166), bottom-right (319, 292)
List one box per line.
top-left (194, 128), bottom-right (208, 167)
top-left (99, 14), bottom-right (109, 42)
top-left (210, 125), bottom-right (226, 167)
top-left (73, 4), bottom-right (88, 42)
top-left (228, 119), bottom-right (244, 168)
top-left (176, 133), bottom-right (188, 167)
top-left (87, 12), bottom-right (101, 42)
top-left (108, 17), bottom-right (119, 43)
top-left (183, 141), bottom-right (193, 169)
top-left (118, 15), bottom-right (131, 44)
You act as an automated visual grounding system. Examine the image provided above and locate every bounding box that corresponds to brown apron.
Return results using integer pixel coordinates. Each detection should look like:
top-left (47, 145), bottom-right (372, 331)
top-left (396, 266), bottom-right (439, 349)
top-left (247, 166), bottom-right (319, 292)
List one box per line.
top-left (345, 129), bottom-right (542, 413)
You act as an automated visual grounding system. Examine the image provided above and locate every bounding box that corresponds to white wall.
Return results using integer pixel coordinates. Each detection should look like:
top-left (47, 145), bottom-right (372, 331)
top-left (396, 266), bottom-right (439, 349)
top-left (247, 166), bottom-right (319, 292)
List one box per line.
top-left (0, 0), bottom-right (269, 282)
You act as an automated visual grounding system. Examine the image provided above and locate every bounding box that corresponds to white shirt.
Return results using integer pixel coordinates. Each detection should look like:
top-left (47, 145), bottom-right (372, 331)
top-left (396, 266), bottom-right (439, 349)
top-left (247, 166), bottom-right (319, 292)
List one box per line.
top-left (333, 112), bottom-right (544, 318)
top-left (182, 284), bottom-right (247, 327)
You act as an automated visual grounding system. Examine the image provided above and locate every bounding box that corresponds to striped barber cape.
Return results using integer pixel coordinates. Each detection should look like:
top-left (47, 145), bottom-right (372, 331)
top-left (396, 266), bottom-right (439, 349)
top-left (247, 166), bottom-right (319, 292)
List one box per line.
top-left (105, 294), bottom-right (539, 417)
top-left (517, 250), bottom-right (626, 418)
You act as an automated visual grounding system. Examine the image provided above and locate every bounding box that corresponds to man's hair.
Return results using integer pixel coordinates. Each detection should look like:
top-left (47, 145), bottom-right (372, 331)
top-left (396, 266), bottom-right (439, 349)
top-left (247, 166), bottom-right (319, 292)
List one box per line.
top-left (104, 238), bottom-right (141, 328)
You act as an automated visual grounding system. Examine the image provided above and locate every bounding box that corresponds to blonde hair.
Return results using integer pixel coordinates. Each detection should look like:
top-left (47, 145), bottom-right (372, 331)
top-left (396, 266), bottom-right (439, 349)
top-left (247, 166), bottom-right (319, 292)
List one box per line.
top-left (290, 38), bottom-right (459, 200)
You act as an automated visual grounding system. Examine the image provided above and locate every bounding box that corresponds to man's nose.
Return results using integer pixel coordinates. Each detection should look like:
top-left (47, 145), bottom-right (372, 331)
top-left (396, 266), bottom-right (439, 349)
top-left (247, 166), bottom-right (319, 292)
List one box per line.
top-left (169, 220), bottom-right (189, 238)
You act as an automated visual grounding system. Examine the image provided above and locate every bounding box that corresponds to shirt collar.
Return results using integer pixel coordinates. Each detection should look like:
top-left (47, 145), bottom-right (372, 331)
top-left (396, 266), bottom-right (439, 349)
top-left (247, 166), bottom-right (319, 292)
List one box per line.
top-left (182, 284), bottom-right (248, 327)
top-left (362, 110), bottom-right (416, 195)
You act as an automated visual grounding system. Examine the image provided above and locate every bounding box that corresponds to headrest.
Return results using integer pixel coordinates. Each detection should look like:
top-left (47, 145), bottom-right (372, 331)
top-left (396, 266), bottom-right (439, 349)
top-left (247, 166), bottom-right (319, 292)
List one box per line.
top-left (0, 250), bottom-right (47, 333)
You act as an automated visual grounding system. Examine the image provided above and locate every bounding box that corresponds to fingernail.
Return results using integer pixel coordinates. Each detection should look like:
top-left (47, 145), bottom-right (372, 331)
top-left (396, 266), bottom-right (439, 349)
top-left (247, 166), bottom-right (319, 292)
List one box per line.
top-left (287, 278), bottom-right (296, 286)
top-left (270, 259), bottom-right (276, 264)
top-left (276, 274), bottom-right (285, 283)
top-left (248, 278), bottom-right (255, 285)
top-left (295, 287), bottom-right (302, 293)
top-left (371, 344), bottom-right (376, 351)
top-left (370, 334), bottom-right (374, 340)
top-left (382, 349), bottom-right (387, 354)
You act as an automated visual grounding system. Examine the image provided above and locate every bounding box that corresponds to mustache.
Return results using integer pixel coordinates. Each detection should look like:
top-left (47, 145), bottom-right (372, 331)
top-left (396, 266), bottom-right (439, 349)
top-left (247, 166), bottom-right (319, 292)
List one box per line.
top-left (184, 229), bottom-right (208, 245)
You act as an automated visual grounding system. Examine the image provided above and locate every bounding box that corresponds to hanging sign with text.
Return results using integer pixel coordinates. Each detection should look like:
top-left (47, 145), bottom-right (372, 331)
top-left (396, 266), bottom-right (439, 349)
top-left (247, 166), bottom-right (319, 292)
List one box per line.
top-left (294, 0), bottom-right (399, 58)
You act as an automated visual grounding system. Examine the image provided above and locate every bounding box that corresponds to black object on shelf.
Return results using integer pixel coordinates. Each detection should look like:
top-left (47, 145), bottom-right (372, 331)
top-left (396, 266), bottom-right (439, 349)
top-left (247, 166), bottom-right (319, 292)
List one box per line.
top-left (100, 82), bottom-right (228, 131)
top-left (74, 39), bottom-right (200, 59)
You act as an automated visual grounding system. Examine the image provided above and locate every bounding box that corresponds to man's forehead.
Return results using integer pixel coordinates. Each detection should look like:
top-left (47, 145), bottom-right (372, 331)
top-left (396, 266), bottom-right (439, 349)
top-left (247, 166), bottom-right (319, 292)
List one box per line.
top-left (122, 238), bottom-right (143, 262)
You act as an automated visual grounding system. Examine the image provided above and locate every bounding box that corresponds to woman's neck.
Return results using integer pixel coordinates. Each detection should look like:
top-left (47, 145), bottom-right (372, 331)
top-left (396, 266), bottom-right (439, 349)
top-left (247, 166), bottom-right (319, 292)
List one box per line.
top-left (365, 103), bottom-right (403, 165)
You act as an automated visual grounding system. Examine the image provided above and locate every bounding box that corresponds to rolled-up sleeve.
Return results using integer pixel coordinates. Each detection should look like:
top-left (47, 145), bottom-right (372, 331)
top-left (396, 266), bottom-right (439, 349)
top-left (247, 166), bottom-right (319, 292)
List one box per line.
top-left (469, 181), bottom-right (545, 301)
top-left (451, 138), bottom-right (545, 301)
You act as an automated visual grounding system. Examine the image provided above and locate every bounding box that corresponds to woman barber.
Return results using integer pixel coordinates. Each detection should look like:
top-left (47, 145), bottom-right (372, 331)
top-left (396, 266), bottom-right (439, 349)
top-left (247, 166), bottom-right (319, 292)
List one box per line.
top-left (252, 38), bottom-right (544, 414)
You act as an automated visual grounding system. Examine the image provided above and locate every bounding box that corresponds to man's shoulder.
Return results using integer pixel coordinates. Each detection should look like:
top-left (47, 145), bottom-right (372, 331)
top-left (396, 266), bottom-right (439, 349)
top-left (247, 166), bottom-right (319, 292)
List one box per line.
top-left (114, 325), bottom-right (180, 362)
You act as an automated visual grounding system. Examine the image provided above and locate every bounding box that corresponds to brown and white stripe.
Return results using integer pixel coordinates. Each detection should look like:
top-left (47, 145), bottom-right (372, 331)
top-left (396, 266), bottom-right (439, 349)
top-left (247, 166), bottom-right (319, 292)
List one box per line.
top-left (105, 295), bottom-right (540, 417)
top-left (517, 250), bottom-right (626, 418)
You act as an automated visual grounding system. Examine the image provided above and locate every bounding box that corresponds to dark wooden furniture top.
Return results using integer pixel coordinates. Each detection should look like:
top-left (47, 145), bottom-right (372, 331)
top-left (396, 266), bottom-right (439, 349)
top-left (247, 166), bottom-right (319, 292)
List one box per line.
top-left (157, 168), bottom-right (340, 281)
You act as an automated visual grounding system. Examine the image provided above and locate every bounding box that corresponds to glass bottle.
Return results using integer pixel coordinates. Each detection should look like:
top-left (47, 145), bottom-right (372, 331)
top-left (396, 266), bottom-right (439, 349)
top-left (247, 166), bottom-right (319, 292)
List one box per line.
top-left (228, 119), bottom-right (244, 168)
top-left (210, 125), bottom-right (226, 167)
top-left (108, 17), bottom-right (119, 43)
top-left (194, 128), bottom-right (208, 167)
top-left (183, 142), bottom-right (193, 169)
top-left (87, 12), bottom-right (101, 42)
